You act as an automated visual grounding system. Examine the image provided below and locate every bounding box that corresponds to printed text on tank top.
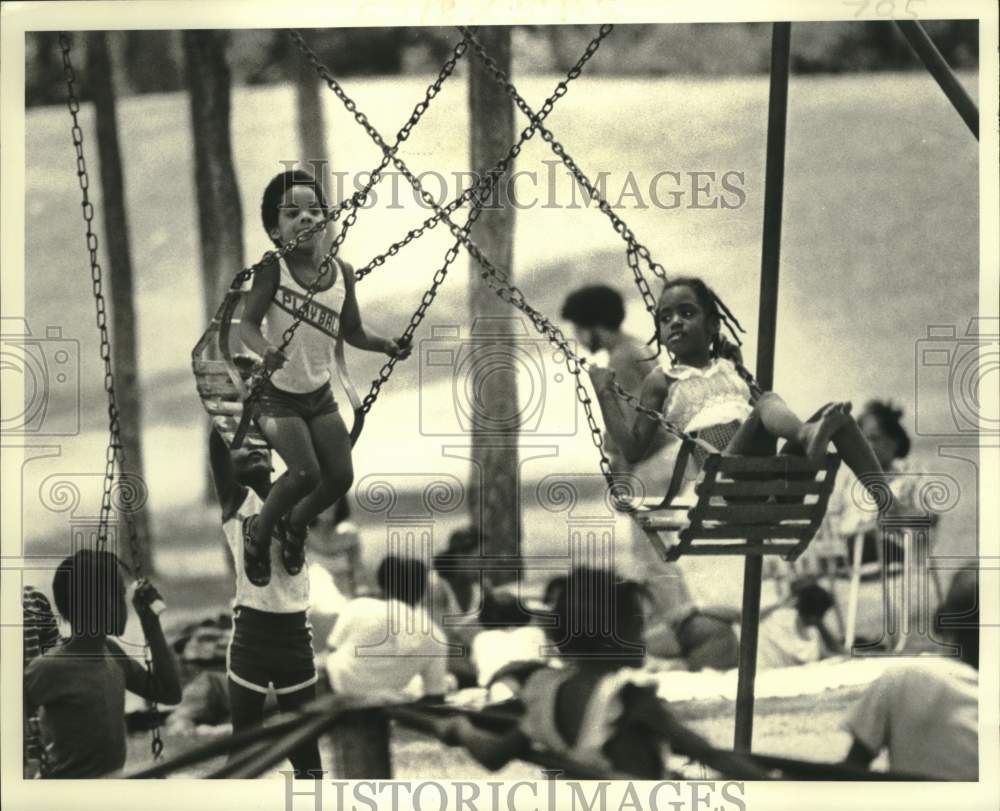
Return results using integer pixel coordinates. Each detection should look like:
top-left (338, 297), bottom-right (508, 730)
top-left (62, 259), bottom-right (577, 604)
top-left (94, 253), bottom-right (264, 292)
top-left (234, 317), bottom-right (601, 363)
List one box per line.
top-left (273, 260), bottom-right (342, 339)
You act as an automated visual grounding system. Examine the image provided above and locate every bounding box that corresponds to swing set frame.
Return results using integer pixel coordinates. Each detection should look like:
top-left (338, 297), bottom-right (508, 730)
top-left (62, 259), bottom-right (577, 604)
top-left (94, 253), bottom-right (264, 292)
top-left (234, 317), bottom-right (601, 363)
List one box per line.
top-left (60, 17), bottom-right (978, 768)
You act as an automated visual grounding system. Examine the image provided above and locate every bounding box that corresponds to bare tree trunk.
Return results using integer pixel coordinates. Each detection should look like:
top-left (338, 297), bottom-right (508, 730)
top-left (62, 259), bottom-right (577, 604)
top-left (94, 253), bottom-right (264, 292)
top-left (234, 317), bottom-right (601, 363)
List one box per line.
top-left (182, 31), bottom-right (245, 506)
top-left (294, 51), bottom-right (332, 203)
top-left (87, 32), bottom-right (153, 575)
top-left (467, 28), bottom-right (520, 586)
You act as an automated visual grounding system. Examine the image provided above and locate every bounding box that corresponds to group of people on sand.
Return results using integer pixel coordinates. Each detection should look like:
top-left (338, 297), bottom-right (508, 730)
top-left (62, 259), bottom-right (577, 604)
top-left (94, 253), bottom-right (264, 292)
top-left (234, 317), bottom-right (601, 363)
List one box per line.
top-left (23, 170), bottom-right (979, 782)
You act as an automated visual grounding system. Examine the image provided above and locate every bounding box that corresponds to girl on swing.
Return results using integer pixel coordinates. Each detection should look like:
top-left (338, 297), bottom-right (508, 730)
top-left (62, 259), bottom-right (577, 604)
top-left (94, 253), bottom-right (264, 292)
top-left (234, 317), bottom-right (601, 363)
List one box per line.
top-left (239, 169), bottom-right (410, 587)
top-left (588, 276), bottom-right (891, 504)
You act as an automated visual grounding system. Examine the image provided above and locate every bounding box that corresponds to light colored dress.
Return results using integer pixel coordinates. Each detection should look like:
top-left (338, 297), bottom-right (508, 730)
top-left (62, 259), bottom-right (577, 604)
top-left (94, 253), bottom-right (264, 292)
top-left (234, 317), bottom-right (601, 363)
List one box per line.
top-left (661, 357), bottom-right (754, 440)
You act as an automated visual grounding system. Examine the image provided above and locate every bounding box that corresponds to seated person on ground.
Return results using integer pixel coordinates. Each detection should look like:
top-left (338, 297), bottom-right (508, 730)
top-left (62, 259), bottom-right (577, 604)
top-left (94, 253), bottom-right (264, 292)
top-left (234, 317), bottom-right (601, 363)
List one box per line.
top-left (165, 618), bottom-right (233, 736)
top-left (23, 585), bottom-right (62, 778)
top-left (470, 586), bottom-right (548, 701)
top-left (442, 566), bottom-right (767, 780)
top-left (755, 579), bottom-right (842, 669)
top-left (428, 528), bottom-right (489, 686)
top-left (842, 568), bottom-right (978, 781)
top-left (325, 555), bottom-right (450, 701)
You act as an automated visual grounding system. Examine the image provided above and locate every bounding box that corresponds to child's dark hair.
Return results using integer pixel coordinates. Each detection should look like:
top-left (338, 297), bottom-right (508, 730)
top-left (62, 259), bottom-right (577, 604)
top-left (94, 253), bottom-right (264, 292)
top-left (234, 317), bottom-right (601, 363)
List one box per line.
top-left (52, 549), bottom-right (125, 632)
top-left (478, 587), bottom-right (533, 628)
top-left (859, 399), bottom-right (911, 459)
top-left (658, 276), bottom-right (746, 357)
top-left (543, 574), bottom-right (569, 607)
top-left (547, 567), bottom-right (646, 667)
top-left (794, 582), bottom-right (834, 619)
top-left (260, 170), bottom-right (329, 243)
top-left (377, 555), bottom-right (428, 607)
top-left (561, 285), bottom-right (626, 331)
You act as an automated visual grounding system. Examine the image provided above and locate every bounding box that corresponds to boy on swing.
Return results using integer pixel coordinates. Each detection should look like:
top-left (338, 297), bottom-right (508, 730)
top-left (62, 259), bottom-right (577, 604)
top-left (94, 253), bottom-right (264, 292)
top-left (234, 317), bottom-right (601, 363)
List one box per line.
top-left (239, 170), bottom-right (410, 587)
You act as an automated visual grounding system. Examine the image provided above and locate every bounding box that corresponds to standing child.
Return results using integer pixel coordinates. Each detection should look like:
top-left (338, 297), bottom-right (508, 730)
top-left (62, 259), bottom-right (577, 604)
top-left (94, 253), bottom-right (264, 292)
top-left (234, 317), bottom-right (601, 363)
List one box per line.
top-left (209, 427), bottom-right (323, 778)
top-left (23, 550), bottom-right (182, 778)
top-left (239, 169), bottom-right (410, 587)
top-left (588, 277), bottom-right (892, 504)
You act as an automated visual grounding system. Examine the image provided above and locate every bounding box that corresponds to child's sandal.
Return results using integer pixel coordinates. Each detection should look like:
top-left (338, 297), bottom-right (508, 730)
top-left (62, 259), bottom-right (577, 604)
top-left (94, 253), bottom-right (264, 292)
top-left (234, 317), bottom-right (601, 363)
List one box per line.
top-left (280, 518), bottom-right (308, 576)
top-left (242, 515), bottom-right (271, 587)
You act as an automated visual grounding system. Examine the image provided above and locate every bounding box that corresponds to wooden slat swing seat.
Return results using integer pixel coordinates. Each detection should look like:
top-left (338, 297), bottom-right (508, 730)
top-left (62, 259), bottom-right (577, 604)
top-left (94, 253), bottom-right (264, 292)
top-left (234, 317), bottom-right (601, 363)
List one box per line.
top-left (622, 433), bottom-right (842, 562)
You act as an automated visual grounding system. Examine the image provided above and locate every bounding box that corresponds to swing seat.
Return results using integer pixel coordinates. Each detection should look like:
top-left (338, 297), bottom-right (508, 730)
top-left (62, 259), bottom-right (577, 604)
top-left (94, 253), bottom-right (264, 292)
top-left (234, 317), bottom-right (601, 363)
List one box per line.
top-left (629, 453), bottom-right (841, 562)
top-left (192, 288), bottom-right (366, 450)
top-left (191, 291), bottom-right (270, 450)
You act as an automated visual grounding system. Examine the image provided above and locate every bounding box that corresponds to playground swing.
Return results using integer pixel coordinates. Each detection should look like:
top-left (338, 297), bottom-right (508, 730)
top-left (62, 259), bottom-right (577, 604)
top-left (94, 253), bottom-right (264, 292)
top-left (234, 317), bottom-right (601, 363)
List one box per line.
top-left (453, 24), bottom-right (845, 562)
top-left (191, 33), bottom-right (479, 451)
top-left (59, 33), bottom-right (165, 762)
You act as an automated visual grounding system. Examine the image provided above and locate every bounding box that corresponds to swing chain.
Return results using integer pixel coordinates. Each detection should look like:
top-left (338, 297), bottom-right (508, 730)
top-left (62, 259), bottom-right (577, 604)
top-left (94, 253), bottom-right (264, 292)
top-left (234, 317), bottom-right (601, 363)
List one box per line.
top-left (351, 24), bottom-right (614, 415)
top-left (461, 27), bottom-right (769, 430)
top-left (353, 24), bottom-right (616, 281)
top-left (460, 26), bottom-right (669, 284)
top-left (242, 33), bottom-right (468, 399)
top-left (358, 166), bottom-right (499, 415)
top-left (59, 32), bottom-right (163, 761)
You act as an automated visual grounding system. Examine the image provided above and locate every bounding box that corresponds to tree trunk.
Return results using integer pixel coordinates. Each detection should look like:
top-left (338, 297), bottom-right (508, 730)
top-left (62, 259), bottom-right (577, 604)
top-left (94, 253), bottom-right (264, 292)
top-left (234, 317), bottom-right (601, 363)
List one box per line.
top-left (182, 31), bottom-right (245, 505)
top-left (87, 32), bottom-right (154, 575)
top-left (294, 50), bottom-right (332, 204)
top-left (467, 28), bottom-right (520, 586)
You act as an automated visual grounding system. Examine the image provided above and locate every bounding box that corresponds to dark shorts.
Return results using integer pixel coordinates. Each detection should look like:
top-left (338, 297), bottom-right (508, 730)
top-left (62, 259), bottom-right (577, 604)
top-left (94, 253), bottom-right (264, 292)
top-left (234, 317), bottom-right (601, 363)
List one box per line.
top-left (254, 379), bottom-right (339, 422)
top-left (227, 606), bottom-right (317, 694)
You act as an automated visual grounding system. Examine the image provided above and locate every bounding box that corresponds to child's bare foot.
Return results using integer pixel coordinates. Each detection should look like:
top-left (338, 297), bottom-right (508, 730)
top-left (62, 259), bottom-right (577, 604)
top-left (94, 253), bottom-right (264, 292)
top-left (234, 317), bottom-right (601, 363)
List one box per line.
top-left (797, 402), bottom-right (852, 463)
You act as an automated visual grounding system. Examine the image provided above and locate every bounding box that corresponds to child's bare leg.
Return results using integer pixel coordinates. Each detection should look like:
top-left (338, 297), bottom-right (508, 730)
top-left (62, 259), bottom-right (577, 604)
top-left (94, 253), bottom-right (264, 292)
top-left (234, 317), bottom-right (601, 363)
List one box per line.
top-left (255, 416), bottom-right (323, 546)
top-left (287, 411), bottom-right (354, 532)
top-left (754, 393), bottom-right (851, 463)
top-left (830, 417), bottom-right (893, 511)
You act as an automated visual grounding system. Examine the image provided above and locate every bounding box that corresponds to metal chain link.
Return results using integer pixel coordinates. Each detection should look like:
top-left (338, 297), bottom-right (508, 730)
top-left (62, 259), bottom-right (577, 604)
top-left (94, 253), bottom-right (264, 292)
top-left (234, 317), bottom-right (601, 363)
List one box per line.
top-left (462, 26), bottom-right (766, 402)
top-left (292, 25), bottom-right (614, 418)
top-left (351, 24), bottom-right (615, 280)
top-left (60, 32), bottom-right (163, 761)
top-left (238, 33), bottom-right (468, 402)
top-left (291, 24), bottom-right (690, 499)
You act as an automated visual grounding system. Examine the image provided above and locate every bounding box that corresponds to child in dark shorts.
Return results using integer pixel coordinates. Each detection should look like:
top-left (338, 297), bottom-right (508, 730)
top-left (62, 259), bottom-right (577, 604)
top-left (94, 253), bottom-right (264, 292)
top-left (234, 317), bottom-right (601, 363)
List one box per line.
top-left (209, 427), bottom-right (323, 779)
top-left (239, 169), bottom-right (412, 587)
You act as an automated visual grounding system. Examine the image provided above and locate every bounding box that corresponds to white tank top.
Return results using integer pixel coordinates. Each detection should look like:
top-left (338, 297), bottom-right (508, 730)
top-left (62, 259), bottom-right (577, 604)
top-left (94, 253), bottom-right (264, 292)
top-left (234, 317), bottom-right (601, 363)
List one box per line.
top-left (223, 489), bottom-right (310, 613)
top-left (263, 257), bottom-right (347, 393)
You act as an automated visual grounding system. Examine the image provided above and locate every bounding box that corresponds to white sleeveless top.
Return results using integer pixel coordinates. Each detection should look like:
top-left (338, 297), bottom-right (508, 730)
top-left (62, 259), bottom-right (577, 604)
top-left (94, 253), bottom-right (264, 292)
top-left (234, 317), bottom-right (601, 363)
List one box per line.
top-left (519, 666), bottom-right (663, 770)
top-left (662, 358), bottom-right (753, 434)
top-left (263, 257), bottom-right (347, 393)
top-left (223, 489), bottom-right (310, 613)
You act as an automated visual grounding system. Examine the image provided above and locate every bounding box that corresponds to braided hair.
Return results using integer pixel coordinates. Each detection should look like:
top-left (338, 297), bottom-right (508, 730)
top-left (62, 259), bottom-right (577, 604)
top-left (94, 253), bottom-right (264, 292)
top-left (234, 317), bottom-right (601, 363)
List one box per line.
top-left (656, 276), bottom-right (761, 396)
top-left (657, 276), bottom-right (745, 355)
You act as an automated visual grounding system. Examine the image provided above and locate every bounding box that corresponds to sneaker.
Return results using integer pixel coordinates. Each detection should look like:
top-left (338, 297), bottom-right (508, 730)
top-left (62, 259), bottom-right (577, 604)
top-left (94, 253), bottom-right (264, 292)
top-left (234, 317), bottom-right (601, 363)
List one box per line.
top-left (279, 518), bottom-right (308, 576)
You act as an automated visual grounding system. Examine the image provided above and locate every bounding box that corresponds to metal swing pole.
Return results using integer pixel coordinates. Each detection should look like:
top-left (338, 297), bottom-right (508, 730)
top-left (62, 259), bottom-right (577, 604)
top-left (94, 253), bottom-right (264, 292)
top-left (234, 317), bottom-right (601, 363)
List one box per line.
top-left (894, 20), bottom-right (979, 140)
top-left (734, 21), bottom-right (792, 754)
